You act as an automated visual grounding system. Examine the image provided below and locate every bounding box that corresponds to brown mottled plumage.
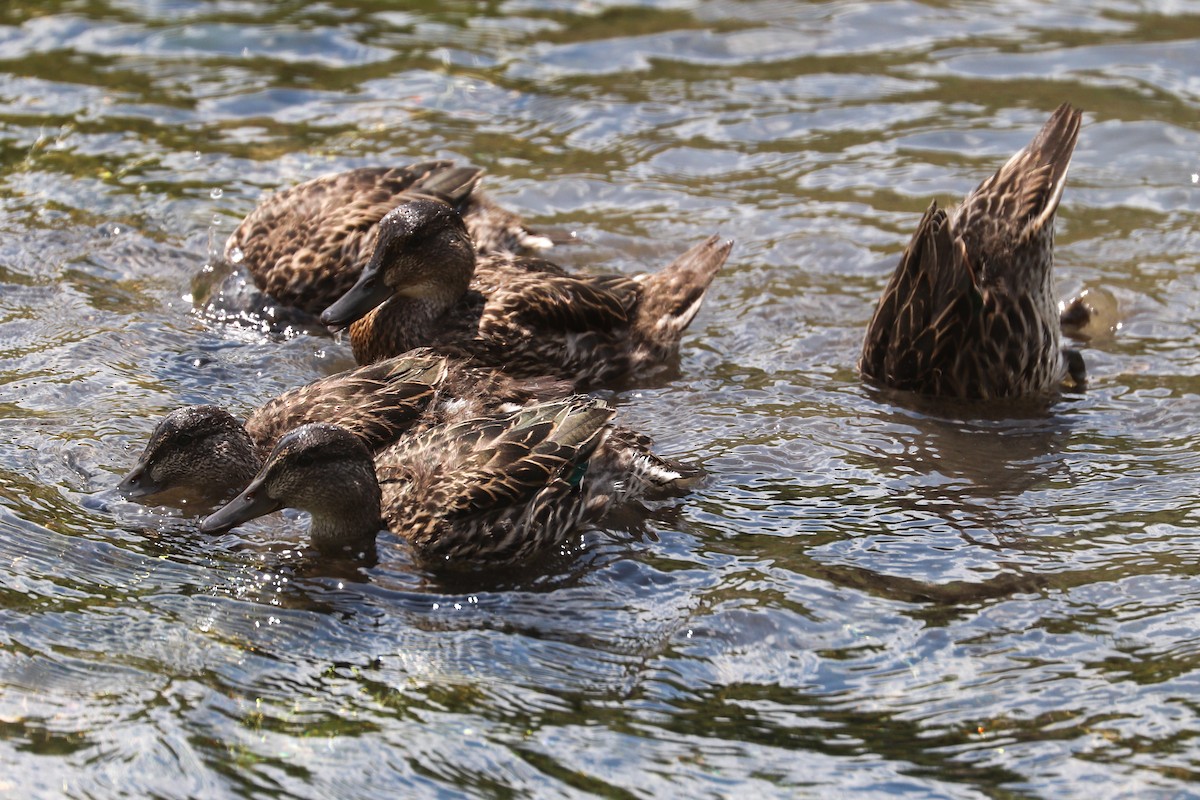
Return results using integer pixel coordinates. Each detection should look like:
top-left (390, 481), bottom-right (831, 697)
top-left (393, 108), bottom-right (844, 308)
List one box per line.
top-left (200, 398), bottom-right (703, 566)
top-left (218, 161), bottom-right (549, 317)
top-left (320, 198), bottom-right (731, 389)
top-left (860, 103), bottom-right (1085, 399)
top-left (117, 350), bottom-right (567, 511)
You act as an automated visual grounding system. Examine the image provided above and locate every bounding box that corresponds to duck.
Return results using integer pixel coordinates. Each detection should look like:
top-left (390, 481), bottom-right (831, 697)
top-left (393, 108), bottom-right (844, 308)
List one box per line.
top-left (199, 397), bottom-right (703, 567)
top-left (117, 350), bottom-right (567, 511)
top-left (319, 197), bottom-right (732, 389)
top-left (204, 160), bottom-right (550, 327)
top-left (859, 103), bottom-right (1086, 399)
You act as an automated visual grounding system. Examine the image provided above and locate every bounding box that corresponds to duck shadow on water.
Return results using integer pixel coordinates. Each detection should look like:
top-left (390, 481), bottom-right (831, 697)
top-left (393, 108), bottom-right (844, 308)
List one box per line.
top-left (857, 383), bottom-right (1081, 504)
top-left (800, 386), bottom-right (1093, 624)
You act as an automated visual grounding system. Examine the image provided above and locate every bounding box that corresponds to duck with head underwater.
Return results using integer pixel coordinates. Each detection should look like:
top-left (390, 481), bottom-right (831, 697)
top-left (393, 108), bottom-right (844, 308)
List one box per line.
top-left (200, 396), bottom-right (703, 568)
top-left (319, 197), bottom-right (732, 390)
top-left (859, 103), bottom-right (1086, 400)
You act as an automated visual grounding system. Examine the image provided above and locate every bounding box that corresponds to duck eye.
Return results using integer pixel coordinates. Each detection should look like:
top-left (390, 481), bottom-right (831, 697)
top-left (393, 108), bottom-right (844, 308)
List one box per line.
top-left (291, 451), bottom-right (321, 470)
top-left (165, 428), bottom-right (209, 450)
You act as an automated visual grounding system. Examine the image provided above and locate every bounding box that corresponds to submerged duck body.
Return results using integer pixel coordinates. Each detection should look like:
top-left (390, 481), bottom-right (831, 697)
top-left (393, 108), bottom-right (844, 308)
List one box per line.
top-left (118, 350), bottom-right (566, 510)
top-left (201, 398), bottom-right (702, 567)
top-left (859, 103), bottom-right (1085, 399)
top-left (210, 161), bottom-right (549, 322)
top-left (320, 198), bottom-right (732, 389)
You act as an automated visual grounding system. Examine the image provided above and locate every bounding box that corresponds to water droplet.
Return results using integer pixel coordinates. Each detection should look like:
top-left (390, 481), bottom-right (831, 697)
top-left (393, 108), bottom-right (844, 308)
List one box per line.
top-left (210, 187), bottom-right (223, 199)
top-left (229, 246), bottom-right (244, 264)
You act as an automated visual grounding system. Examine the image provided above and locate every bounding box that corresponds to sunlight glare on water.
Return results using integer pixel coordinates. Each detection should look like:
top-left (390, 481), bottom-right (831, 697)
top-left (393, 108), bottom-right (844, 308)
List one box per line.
top-left (1, 0), bottom-right (1200, 797)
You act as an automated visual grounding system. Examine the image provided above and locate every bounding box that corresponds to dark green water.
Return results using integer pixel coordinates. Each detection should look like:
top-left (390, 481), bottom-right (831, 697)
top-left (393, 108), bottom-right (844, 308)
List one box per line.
top-left (2, 1), bottom-right (1200, 797)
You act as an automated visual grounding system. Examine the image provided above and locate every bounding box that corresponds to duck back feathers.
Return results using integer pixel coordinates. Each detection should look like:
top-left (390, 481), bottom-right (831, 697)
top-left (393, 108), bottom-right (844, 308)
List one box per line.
top-left (241, 349), bottom-right (571, 458)
top-left (200, 397), bottom-right (703, 568)
top-left (243, 353), bottom-right (450, 460)
top-left (322, 198), bottom-right (731, 389)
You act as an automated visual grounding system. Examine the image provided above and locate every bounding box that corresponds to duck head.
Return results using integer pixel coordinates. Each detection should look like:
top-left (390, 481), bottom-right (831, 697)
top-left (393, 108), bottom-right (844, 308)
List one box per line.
top-left (320, 198), bottom-right (476, 332)
top-left (201, 423), bottom-right (384, 552)
top-left (118, 405), bottom-right (259, 510)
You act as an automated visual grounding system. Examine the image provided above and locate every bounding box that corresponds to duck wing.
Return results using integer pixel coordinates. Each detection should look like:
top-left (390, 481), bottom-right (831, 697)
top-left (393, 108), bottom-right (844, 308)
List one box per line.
top-left (244, 352), bottom-right (450, 457)
top-left (859, 201), bottom-right (984, 396)
top-left (474, 257), bottom-right (640, 335)
top-left (376, 398), bottom-right (614, 562)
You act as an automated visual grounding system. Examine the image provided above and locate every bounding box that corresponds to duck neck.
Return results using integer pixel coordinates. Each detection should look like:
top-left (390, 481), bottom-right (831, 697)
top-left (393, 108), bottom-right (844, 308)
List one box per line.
top-left (349, 243), bottom-right (476, 363)
top-left (220, 450), bottom-right (262, 501)
top-left (348, 295), bottom-right (445, 363)
top-left (305, 465), bottom-right (385, 552)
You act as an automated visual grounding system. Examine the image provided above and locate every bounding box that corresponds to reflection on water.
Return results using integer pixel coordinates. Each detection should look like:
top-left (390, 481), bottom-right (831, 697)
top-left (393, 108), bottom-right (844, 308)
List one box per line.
top-left (2, 0), bottom-right (1200, 796)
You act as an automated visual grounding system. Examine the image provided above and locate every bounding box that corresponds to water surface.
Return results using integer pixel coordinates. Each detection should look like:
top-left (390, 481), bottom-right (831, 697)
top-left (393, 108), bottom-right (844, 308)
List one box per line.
top-left (2, 1), bottom-right (1200, 797)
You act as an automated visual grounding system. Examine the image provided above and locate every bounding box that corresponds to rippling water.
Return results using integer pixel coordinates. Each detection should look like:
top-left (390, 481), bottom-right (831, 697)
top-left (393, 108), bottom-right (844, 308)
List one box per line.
top-left (3, 1), bottom-right (1200, 796)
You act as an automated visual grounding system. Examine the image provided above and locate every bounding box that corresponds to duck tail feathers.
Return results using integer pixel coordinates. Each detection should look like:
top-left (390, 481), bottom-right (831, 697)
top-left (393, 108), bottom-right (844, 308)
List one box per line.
top-left (1025, 102), bottom-right (1082, 232)
top-left (414, 164), bottom-right (485, 210)
top-left (634, 235), bottom-right (731, 348)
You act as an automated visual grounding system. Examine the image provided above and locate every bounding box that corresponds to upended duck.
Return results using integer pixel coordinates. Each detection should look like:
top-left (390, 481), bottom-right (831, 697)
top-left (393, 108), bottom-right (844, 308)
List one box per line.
top-left (319, 197), bottom-right (732, 389)
top-left (118, 350), bottom-right (565, 511)
top-left (200, 397), bottom-right (702, 567)
top-left (204, 161), bottom-right (550, 326)
top-left (859, 102), bottom-right (1086, 399)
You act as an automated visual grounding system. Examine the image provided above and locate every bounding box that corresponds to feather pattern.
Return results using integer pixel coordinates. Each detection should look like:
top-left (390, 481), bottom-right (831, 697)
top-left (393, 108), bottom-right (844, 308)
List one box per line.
top-left (321, 198), bottom-right (731, 389)
top-left (117, 349), bottom-right (568, 510)
top-left (215, 161), bottom-right (549, 319)
top-left (200, 399), bottom-right (703, 566)
top-left (860, 103), bottom-right (1085, 399)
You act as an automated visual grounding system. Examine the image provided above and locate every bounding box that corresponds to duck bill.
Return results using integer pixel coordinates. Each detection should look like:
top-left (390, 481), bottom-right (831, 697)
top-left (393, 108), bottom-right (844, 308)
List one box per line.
top-left (117, 461), bottom-right (164, 500)
top-left (200, 478), bottom-right (282, 534)
top-left (320, 267), bottom-right (391, 331)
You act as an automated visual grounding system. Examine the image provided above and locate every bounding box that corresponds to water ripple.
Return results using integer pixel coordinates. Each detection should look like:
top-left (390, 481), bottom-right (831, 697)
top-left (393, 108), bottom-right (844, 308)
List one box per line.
top-left (1, 0), bottom-right (1199, 796)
